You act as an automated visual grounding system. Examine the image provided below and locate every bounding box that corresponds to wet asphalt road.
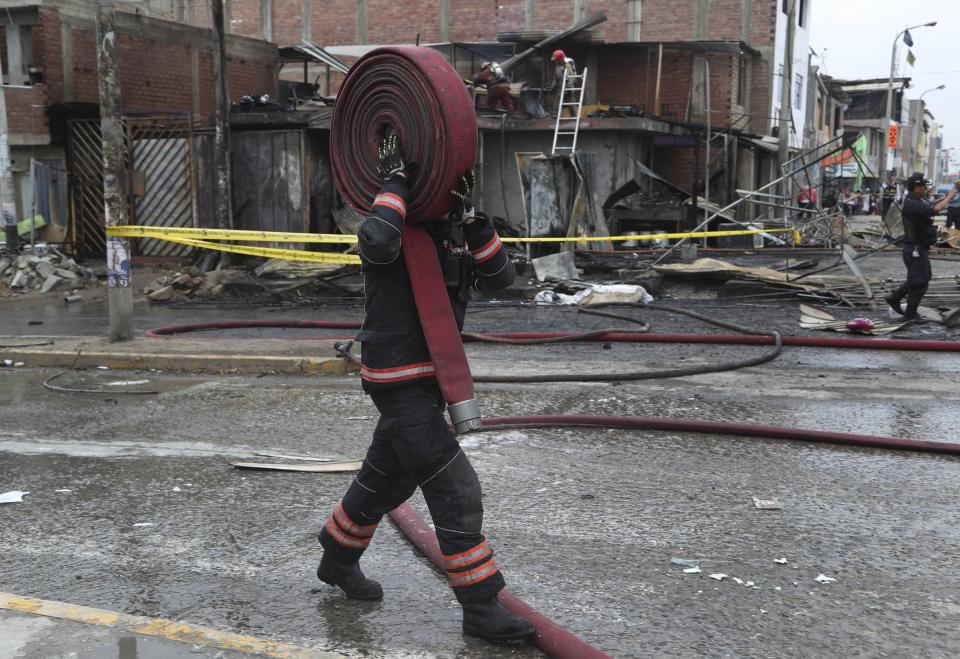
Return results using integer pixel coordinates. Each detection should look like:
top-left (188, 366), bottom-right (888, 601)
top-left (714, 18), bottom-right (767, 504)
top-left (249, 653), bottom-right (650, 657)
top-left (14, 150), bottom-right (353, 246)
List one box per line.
top-left (2, 306), bottom-right (960, 657)
top-left (3, 248), bottom-right (960, 657)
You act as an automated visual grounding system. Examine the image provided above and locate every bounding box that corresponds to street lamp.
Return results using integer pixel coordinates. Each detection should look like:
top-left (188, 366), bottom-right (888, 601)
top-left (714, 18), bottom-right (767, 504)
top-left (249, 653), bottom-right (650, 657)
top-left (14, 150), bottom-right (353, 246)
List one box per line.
top-left (881, 21), bottom-right (937, 179)
top-left (920, 84), bottom-right (946, 100)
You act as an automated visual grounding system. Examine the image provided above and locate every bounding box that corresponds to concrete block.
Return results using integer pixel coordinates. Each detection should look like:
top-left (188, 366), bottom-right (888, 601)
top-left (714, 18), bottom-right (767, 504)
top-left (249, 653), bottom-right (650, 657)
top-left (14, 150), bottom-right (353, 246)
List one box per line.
top-left (40, 275), bottom-right (63, 294)
top-left (10, 270), bottom-right (30, 288)
top-left (34, 261), bottom-right (56, 279)
top-left (54, 268), bottom-right (79, 280)
top-left (147, 285), bottom-right (176, 301)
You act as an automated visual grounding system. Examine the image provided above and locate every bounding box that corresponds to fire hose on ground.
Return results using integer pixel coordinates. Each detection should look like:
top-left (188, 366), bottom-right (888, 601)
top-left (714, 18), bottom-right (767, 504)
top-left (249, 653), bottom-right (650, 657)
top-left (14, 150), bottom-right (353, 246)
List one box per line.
top-left (144, 309), bottom-right (960, 658)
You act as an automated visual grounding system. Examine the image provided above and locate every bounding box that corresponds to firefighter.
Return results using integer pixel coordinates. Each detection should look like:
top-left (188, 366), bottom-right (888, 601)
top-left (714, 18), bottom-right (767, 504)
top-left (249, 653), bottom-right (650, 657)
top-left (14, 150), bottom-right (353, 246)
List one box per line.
top-left (548, 49), bottom-right (577, 117)
top-left (316, 136), bottom-right (534, 644)
top-left (473, 61), bottom-right (514, 116)
top-left (884, 172), bottom-right (957, 321)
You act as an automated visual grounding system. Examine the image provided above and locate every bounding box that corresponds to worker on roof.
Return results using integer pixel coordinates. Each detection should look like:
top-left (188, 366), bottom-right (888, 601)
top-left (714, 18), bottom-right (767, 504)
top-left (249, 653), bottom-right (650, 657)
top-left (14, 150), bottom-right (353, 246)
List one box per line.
top-left (548, 49), bottom-right (577, 117)
top-left (472, 61), bottom-right (514, 116)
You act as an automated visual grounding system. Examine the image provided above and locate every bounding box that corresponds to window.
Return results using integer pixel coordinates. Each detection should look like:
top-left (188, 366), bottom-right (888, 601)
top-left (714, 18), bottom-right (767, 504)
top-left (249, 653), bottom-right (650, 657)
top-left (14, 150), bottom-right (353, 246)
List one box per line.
top-left (737, 54), bottom-right (748, 106)
top-left (798, 0), bottom-right (806, 27)
top-left (794, 73), bottom-right (803, 109)
top-left (782, 0), bottom-right (788, 12)
top-left (626, 0), bottom-right (642, 42)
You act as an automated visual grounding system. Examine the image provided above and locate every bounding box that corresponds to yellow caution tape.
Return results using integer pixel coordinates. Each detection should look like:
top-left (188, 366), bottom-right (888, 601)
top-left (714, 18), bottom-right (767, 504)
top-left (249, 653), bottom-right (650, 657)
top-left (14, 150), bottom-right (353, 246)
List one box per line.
top-left (106, 225), bottom-right (801, 264)
top-left (107, 225), bottom-right (358, 244)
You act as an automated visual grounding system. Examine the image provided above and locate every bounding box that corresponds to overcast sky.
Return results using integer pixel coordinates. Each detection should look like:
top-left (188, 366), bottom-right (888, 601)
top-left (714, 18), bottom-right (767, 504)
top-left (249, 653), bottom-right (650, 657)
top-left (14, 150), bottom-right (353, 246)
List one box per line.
top-left (809, 0), bottom-right (958, 167)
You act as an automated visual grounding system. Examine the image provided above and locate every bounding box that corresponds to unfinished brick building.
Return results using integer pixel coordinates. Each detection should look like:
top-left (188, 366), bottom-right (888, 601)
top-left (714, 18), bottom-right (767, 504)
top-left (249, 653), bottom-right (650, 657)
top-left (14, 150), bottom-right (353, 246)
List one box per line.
top-left (0, 0), bottom-right (277, 252)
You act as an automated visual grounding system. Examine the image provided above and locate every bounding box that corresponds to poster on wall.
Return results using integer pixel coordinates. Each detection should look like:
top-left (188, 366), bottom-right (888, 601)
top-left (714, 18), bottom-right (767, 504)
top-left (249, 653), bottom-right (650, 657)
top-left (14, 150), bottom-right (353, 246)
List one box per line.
top-left (107, 237), bottom-right (130, 287)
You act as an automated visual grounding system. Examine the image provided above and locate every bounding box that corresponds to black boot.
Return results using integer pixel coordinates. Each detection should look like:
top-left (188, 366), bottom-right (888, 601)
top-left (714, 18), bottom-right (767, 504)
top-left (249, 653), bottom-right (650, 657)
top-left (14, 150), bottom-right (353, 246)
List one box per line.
top-left (901, 306), bottom-right (930, 324)
top-left (316, 554), bottom-right (383, 600)
top-left (884, 292), bottom-right (903, 315)
top-left (462, 597), bottom-right (535, 643)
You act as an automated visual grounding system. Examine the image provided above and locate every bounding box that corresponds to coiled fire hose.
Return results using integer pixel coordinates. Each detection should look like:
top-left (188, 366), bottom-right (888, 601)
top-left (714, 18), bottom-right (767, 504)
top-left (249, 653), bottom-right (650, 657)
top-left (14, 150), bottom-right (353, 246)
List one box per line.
top-left (331, 46), bottom-right (482, 433)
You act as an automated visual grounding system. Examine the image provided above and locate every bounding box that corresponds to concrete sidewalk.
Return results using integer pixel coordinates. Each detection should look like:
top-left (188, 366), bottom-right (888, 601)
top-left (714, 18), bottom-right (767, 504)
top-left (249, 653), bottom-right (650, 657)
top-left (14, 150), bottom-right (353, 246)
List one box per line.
top-left (0, 335), bottom-right (356, 375)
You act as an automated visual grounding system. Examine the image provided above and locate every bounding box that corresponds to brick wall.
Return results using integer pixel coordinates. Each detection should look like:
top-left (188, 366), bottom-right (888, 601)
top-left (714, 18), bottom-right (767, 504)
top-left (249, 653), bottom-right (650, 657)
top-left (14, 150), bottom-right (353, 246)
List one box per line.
top-left (4, 84), bottom-right (50, 136)
top-left (224, 0), bottom-right (775, 48)
top-left (35, 9), bottom-right (275, 122)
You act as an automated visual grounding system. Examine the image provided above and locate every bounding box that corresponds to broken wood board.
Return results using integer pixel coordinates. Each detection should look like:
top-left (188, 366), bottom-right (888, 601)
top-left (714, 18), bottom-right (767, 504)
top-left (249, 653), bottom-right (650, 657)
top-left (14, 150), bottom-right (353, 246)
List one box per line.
top-left (654, 258), bottom-right (823, 290)
top-left (232, 461), bottom-right (362, 473)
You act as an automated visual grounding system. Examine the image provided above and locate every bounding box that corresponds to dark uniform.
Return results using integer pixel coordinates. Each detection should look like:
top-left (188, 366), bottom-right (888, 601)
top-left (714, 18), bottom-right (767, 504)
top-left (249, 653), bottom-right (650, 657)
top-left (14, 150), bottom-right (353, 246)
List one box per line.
top-left (319, 173), bottom-right (515, 605)
top-left (881, 180), bottom-right (899, 219)
top-left (887, 192), bottom-right (937, 317)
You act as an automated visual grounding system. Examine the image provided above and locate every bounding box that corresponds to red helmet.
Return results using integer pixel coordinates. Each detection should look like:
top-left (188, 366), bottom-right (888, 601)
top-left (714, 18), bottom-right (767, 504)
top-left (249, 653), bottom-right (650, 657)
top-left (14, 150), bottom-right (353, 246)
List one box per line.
top-left (552, 49), bottom-right (565, 61)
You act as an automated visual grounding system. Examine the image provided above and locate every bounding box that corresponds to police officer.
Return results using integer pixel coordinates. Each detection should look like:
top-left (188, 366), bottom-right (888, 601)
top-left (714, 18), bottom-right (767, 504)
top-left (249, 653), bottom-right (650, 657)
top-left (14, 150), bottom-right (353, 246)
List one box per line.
top-left (316, 136), bottom-right (534, 644)
top-left (884, 172), bottom-right (957, 321)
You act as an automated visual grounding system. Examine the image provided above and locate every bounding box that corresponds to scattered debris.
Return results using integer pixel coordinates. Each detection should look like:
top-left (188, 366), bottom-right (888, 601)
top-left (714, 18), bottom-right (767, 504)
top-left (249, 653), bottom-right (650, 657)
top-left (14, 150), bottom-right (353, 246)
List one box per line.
top-left (531, 251), bottom-right (579, 282)
top-left (774, 557), bottom-right (788, 564)
top-left (0, 248), bottom-right (95, 295)
top-left (752, 496), bottom-right (784, 510)
top-left (0, 491), bottom-right (29, 504)
top-left (252, 451), bottom-right (334, 462)
top-left (732, 577), bottom-right (744, 585)
top-left (54, 489), bottom-right (72, 493)
top-left (800, 304), bottom-right (908, 334)
top-left (231, 461), bottom-right (363, 472)
top-left (172, 486), bottom-right (182, 493)
top-left (346, 416), bottom-right (372, 421)
top-left (132, 522), bottom-right (155, 527)
top-left (814, 574), bottom-right (837, 584)
top-left (670, 558), bottom-right (700, 568)
top-left (534, 282), bottom-right (652, 305)
top-left (105, 380), bottom-right (151, 387)
top-left (683, 566), bottom-right (702, 574)
top-left (708, 573), bottom-right (727, 581)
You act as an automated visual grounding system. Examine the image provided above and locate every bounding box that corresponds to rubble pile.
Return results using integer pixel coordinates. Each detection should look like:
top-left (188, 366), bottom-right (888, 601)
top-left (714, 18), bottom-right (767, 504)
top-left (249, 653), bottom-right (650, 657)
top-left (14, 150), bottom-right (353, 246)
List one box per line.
top-left (0, 249), bottom-right (96, 296)
top-left (143, 267), bottom-right (252, 302)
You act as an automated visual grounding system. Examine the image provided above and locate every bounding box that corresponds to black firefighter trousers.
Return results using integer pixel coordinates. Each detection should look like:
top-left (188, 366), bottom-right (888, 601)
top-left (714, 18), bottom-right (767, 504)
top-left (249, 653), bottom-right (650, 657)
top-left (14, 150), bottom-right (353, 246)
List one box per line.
top-left (891, 245), bottom-right (932, 312)
top-left (318, 383), bottom-right (505, 604)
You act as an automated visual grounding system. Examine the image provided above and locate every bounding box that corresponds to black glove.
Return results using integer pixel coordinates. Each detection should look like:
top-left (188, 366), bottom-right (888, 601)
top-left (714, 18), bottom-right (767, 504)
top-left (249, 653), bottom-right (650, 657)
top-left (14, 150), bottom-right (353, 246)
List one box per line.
top-left (377, 135), bottom-right (407, 180)
top-left (449, 170), bottom-right (476, 221)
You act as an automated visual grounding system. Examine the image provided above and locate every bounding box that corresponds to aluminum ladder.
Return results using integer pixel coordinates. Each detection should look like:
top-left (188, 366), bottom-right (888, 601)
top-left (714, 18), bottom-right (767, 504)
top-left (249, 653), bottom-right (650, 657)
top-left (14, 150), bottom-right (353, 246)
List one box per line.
top-left (550, 66), bottom-right (588, 155)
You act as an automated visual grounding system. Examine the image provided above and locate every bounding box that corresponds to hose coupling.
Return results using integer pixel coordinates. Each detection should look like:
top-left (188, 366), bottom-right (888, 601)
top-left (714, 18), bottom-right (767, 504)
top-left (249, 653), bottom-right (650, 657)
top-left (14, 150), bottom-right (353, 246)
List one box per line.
top-left (448, 398), bottom-right (482, 434)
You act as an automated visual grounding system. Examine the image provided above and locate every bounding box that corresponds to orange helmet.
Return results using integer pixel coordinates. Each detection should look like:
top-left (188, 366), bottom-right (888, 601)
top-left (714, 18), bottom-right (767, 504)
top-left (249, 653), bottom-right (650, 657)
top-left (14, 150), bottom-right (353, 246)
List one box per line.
top-left (552, 49), bottom-right (565, 61)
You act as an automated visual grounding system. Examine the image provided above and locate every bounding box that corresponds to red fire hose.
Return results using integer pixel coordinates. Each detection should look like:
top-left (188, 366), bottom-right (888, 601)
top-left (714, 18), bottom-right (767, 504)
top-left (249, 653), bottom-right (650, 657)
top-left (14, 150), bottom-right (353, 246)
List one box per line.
top-left (330, 46), bottom-right (477, 222)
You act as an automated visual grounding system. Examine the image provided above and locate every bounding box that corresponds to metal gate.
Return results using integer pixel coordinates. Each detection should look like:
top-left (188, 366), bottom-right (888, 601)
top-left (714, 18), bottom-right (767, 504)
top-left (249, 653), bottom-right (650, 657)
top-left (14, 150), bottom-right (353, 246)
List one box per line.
top-left (67, 120), bottom-right (105, 256)
top-left (67, 116), bottom-right (196, 257)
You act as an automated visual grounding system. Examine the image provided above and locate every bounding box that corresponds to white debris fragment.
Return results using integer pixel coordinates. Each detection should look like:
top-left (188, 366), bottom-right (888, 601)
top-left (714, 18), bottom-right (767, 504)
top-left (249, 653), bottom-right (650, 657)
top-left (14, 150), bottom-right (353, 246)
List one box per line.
top-left (132, 522), bottom-right (155, 527)
top-left (683, 567), bottom-right (702, 574)
top-left (733, 577), bottom-right (744, 585)
top-left (54, 489), bottom-right (72, 493)
top-left (172, 486), bottom-right (181, 493)
top-left (746, 581), bottom-right (755, 587)
top-left (346, 416), bottom-right (372, 421)
top-left (774, 586), bottom-right (782, 591)
top-left (774, 557), bottom-right (788, 564)
top-left (0, 490), bottom-right (29, 504)
top-left (96, 365), bottom-right (109, 370)
top-left (106, 380), bottom-right (150, 387)
top-left (709, 573), bottom-right (727, 581)
top-left (814, 574), bottom-right (837, 584)
top-left (2, 360), bottom-right (12, 366)
top-left (13, 362), bottom-right (24, 367)
top-left (752, 496), bottom-right (783, 510)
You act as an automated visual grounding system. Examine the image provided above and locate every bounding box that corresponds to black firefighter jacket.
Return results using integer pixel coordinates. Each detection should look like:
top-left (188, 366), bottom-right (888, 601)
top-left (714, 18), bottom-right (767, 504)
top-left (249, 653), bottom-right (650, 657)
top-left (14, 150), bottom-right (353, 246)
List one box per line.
top-left (355, 174), bottom-right (515, 394)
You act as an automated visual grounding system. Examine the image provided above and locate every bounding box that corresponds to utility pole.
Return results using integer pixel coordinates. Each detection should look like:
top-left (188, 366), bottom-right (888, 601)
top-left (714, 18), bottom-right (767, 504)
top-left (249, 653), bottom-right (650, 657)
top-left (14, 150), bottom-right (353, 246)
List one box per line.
top-left (777, 0), bottom-right (796, 207)
top-left (211, 0), bottom-right (233, 266)
top-left (96, 1), bottom-right (133, 341)
top-left (0, 48), bottom-right (17, 249)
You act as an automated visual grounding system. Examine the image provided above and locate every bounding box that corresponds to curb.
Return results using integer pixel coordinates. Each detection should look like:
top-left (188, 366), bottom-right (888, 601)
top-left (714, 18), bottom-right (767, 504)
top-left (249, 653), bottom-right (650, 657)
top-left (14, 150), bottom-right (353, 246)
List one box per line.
top-left (0, 347), bottom-right (358, 376)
